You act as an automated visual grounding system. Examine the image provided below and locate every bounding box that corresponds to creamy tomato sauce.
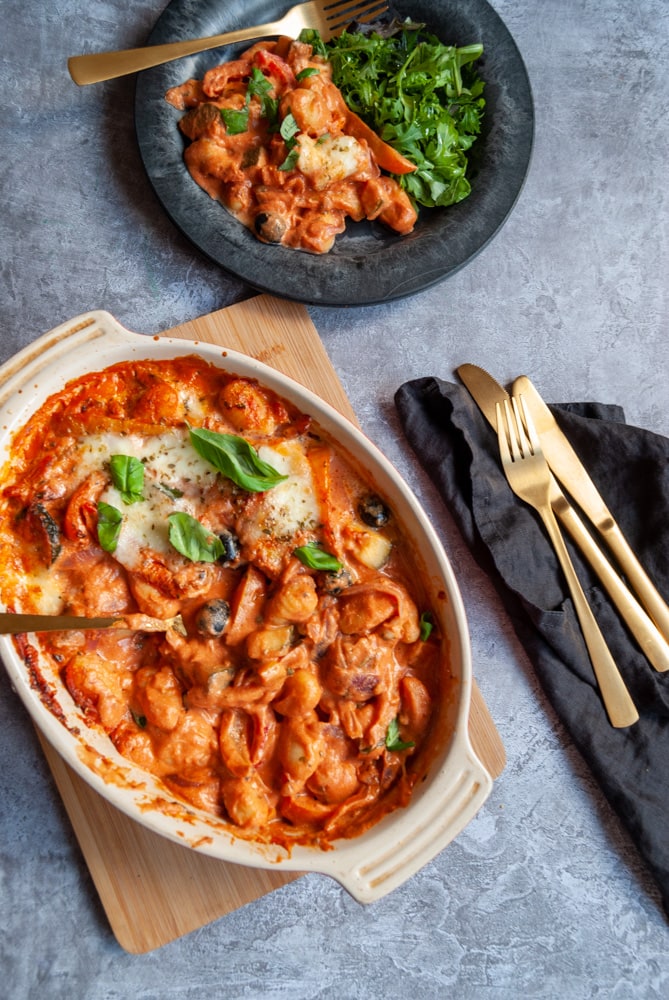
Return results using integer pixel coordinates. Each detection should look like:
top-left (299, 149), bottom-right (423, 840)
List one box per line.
top-left (165, 38), bottom-right (418, 254)
top-left (0, 357), bottom-right (450, 848)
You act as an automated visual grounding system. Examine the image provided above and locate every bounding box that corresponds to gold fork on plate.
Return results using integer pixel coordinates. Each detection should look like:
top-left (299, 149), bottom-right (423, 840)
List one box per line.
top-left (68, 0), bottom-right (390, 85)
top-left (496, 395), bottom-right (639, 729)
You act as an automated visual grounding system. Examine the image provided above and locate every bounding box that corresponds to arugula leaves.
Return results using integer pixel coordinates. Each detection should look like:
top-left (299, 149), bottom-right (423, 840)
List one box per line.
top-left (189, 427), bottom-right (287, 492)
top-left (317, 22), bottom-right (485, 208)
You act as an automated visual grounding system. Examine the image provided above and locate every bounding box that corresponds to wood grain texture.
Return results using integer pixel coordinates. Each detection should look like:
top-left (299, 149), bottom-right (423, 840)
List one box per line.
top-left (38, 294), bottom-right (505, 953)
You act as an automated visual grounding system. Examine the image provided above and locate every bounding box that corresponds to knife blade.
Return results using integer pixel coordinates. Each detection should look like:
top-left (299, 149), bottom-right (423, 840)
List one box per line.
top-left (456, 363), bottom-right (669, 672)
top-left (0, 612), bottom-right (186, 636)
top-left (514, 374), bottom-right (669, 646)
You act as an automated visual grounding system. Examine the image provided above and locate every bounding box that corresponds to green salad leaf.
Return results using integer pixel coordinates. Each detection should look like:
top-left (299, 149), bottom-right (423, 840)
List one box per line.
top-left (189, 427), bottom-right (288, 492)
top-left (307, 21), bottom-right (485, 208)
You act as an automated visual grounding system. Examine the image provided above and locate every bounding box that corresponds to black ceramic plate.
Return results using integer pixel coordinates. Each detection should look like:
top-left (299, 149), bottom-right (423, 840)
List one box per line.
top-left (135, 0), bottom-right (534, 306)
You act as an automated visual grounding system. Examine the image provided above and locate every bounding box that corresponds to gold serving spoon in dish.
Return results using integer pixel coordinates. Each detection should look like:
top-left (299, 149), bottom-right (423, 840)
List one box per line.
top-left (0, 612), bottom-right (187, 636)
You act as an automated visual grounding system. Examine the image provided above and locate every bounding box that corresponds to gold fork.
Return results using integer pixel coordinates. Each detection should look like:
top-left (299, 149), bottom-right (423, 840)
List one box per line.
top-left (68, 0), bottom-right (389, 86)
top-left (496, 396), bottom-right (639, 729)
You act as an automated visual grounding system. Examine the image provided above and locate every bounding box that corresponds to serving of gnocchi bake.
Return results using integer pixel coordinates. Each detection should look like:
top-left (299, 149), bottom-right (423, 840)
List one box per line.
top-left (0, 354), bottom-right (450, 848)
top-left (165, 37), bottom-right (418, 254)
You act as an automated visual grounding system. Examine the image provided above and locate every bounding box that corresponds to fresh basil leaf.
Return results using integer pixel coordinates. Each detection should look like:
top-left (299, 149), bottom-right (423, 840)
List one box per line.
top-left (188, 427), bottom-right (287, 492)
top-left (385, 717), bottom-right (415, 752)
top-left (247, 66), bottom-right (280, 127)
top-left (280, 113), bottom-right (300, 143)
top-left (263, 95), bottom-right (280, 128)
top-left (293, 543), bottom-right (342, 573)
top-left (109, 454), bottom-right (145, 504)
top-left (168, 512), bottom-right (225, 563)
top-left (296, 67), bottom-right (320, 80)
top-left (277, 113), bottom-right (301, 169)
top-left (247, 66), bottom-right (272, 100)
top-left (420, 611), bottom-right (433, 641)
top-left (278, 147), bottom-right (300, 171)
top-left (97, 501), bottom-right (123, 553)
top-left (221, 107), bottom-right (249, 134)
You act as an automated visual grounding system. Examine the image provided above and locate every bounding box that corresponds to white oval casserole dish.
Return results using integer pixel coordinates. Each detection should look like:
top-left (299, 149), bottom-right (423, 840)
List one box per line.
top-left (0, 311), bottom-right (492, 903)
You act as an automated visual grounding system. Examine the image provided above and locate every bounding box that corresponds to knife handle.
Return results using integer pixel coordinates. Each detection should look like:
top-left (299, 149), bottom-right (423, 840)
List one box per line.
top-left (553, 498), bottom-right (669, 672)
top-left (601, 524), bottom-right (669, 646)
top-left (540, 505), bottom-right (639, 728)
top-left (512, 373), bottom-right (669, 646)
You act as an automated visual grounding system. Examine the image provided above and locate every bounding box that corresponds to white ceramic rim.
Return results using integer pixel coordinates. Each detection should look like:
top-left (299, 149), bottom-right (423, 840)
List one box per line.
top-left (0, 311), bottom-right (492, 902)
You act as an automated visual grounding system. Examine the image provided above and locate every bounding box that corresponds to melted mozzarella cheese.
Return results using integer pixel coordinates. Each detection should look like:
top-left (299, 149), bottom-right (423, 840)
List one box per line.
top-left (78, 431), bottom-right (216, 490)
top-left (297, 134), bottom-right (368, 191)
top-left (256, 441), bottom-right (320, 538)
top-left (79, 431), bottom-right (219, 570)
top-left (178, 387), bottom-right (207, 423)
top-left (27, 568), bottom-right (65, 615)
top-left (72, 432), bottom-right (320, 573)
top-left (99, 481), bottom-right (177, 566)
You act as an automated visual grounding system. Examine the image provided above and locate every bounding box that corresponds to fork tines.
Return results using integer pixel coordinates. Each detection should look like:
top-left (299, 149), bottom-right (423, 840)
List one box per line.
top-left (497, 395), bottom-right (541, 465)
top-left (326, 0), bottom-right (390, 32)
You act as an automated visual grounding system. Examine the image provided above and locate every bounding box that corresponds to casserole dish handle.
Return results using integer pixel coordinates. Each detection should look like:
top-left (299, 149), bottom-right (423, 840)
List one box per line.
top-left (334, 741), bottom-right (493, 903)
top-left (0, 311), bottom-right (138, 399)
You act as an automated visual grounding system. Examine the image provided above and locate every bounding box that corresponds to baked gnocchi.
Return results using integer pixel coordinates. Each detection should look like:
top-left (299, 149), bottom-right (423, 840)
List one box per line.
top-left (0, 356), bottom-right (450, 848)
top-left (165, 37), bottom-right (418, 254)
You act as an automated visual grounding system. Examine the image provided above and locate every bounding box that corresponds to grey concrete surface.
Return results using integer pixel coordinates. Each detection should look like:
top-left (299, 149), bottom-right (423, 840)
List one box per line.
top-left (1, 1), bottom-right (668, 997)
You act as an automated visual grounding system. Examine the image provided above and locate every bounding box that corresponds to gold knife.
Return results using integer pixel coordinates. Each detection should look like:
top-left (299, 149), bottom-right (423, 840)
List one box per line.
top-left (456, 364), bottom-right (669, 672)
top-left (514, 374), bottom-right (669, 645)
top-left (0, 612), bottom-right (186, 636)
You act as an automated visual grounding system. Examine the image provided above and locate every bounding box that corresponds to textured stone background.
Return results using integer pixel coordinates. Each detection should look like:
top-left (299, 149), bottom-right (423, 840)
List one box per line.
top-left (2, 1), bottom-right (669, 997)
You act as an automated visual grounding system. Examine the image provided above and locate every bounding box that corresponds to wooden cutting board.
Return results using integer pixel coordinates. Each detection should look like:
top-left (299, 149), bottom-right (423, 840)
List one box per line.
top-left (38, 294), bottom-right (505, 953)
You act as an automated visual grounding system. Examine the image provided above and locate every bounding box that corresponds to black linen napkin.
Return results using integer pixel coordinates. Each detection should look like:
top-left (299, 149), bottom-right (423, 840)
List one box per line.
top-left (395, 377), bottom-right (669, 918)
